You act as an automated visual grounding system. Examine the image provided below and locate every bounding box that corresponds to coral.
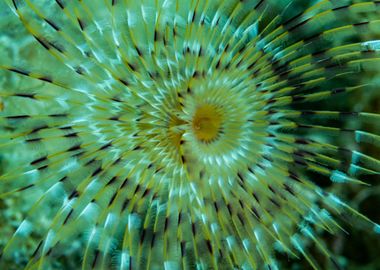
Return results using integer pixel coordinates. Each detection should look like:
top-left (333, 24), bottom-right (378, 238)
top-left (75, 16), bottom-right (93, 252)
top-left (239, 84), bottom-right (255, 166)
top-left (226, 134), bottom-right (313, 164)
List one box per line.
top-left (1, 0), bottom-right (380, 269)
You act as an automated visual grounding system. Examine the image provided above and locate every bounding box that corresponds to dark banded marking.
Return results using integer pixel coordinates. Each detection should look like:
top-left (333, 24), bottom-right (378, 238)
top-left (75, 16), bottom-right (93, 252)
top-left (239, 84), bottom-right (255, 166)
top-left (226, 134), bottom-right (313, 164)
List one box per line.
top-left (181, 241), bottom-right (186, 256)
top-left (100, 142), bottom-right (113, 150)
top-left (127, 63), bottom-right (136, 71)
top-left (31, 156), bottom-right (47, 165)
top-left (135, 46), bottom-right (143, 57)
top-left (32, 240), bottom-right (43, 258)
top-left (111, 97), bottom-right (122, 102)
top-left (288, 172), bottom-right (302, 183)
top-left (205, 239), bottom-right (213, 254)
top-left (254, 0), bottom-right (265, 9)
top-left (6, 115), bottom-right (30, 120)
top-left (68, 190), bottom-right (79, 200)
top-left (55, 0), bottom-right (65, 9)
top-left (38, 76), bottom-right (53, 83)
top-left (142, 188), bottom-right (150, 198)
top-left (64, 132), bottom-right (78, 138)
top-left (121, 198), bottom-right (129, 212)
top-left (59, 126), bottom-right (73, 130)
top-left (91, 167), bottom-right (102, 177)
top-left (49, 113), bottom-right (67, 117)
top-left (295, 138), bottom-right (309, 145)
top-left (214, 201), bottom-right (219, 213)
top-left (33, 36), bottom-right (50, 50)
top-left (140, 228), bottom-right (146, 245)
top-left (48, 41), bottom-right (65, 53)
top-left (106, 176), bottom-right (117, 186)
top-left (191, 11), bottom-right (196, 23)
top-left (270, 198), bottom-right (281, 208)
top-left (44, 19), bottom-right (60, 31)
top-left (288, 18), bottom-right (311, 32)
top-left (11, 0), bottom-right (18, 9)
top-left (63, 209), bottom-right (74, 224)
top-left (177, 211), bottom-right (183, 225)
top-left (353, 21), bottom-right (369, 27)
top-left (191, 222), bottom-right (196, 235)
top-left (164, 217), bottom-right (169, 232)
top-left (133, 184), bottom-right (141, 195)
top-left (75, 66), bottom-right (85, 75)
top-left (17, 184), bottom-right (35, 192)
top-left (109, 116), bottom-right (120, 121)
top-left (284, 184), bottom-right (295, 196)
top-left (14, 93), bottom-right (36, 99)
top-left (251, 206), bottom-right (260, 220)
top-left (37, 165), bottom-right (48, 171)
top-left (46, 247), bottom-right (54, 256)
top-left (332, 5), bottom-right (350, 12)
top-left (108, 193), bottom-right (117, 206)
top-left (118, 78), bottom-right (130, 86)
top-left (8, 68), bottom-right (30, 76)
top-left (192, 71), bottom-right (200, 78)
top-left (120, 178), bottom-right (129, 189)
top-left (26, 138), bottom-right (42, 143)
top-left (77, 18), bottom-right (85, 31)
top-left (59, 176), bottom-right (68, 182)
top-left (68, 144), bottom-right (82, 152)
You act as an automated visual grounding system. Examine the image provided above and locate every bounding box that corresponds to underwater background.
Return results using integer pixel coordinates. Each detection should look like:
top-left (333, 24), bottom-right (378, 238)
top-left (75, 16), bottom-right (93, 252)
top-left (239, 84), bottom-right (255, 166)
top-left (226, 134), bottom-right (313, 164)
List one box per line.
top-left (1, 0), bottom-right (380, 269)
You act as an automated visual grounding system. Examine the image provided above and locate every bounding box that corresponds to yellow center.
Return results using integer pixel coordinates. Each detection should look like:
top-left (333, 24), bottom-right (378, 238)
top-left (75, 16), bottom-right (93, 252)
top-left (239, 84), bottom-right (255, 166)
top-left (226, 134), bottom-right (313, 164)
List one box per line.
top-left (192, 104), bottom-right (222, 143)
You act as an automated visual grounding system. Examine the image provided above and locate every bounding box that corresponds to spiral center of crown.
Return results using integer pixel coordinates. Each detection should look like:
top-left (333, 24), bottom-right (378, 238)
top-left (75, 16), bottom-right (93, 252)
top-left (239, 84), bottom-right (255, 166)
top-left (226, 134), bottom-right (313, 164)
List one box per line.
top-left (192, 104), bottom-right (222, 143)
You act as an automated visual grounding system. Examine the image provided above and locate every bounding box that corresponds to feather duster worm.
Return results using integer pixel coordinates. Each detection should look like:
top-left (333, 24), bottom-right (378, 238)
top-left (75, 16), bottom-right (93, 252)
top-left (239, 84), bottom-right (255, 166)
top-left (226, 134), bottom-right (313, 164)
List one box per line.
top-left (0, 0), bottom-right (380, 269)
